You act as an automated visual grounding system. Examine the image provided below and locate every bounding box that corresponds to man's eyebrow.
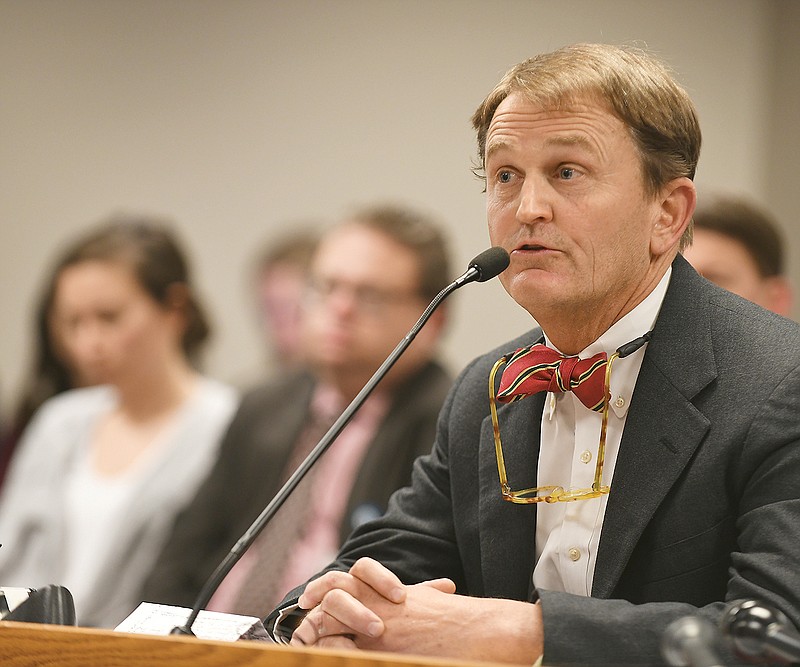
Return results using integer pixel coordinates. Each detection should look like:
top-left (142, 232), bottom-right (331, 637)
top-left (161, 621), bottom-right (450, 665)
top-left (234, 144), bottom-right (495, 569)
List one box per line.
top-left (485, 134), bottom-right (598, 162)
top-left (485, 139), bottom-right (511, 162)
top-left (543, 134), bottom-right (597, 153)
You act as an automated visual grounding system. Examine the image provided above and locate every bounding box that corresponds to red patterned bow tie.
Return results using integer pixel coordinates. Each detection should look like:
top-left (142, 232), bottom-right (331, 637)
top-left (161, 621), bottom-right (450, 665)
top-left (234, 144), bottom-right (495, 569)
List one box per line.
top-left (496, 344), bottom-right (608, 412)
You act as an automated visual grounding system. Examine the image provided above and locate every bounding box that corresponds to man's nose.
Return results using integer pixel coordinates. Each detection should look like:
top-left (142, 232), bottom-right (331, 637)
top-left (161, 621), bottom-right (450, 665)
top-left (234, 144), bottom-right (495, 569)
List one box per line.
top-left (516, 176), bottom-right (554, 225)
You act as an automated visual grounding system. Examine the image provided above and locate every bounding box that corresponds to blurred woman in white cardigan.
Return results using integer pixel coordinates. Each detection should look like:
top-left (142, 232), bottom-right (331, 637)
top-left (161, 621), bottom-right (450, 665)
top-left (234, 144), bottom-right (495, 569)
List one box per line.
top-left (0, 215), bottom-right (238, 627)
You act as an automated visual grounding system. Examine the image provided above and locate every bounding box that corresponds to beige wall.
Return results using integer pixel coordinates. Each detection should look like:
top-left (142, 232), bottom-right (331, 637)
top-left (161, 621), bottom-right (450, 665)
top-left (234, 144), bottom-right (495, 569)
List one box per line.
top-left (1, 0), bottom-right (797, 416)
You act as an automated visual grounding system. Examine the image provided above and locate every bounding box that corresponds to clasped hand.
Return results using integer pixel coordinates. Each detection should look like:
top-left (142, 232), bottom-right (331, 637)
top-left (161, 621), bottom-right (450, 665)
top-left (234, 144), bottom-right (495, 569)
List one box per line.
top-left (290, 557), bottom-right (542, 663)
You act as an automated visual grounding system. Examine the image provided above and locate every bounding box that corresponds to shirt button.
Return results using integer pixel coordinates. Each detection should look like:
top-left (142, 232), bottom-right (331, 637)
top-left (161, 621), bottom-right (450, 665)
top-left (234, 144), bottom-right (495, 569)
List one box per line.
top-left (579, 450), bottom-right (592, 464)
top-left (614, 396), bottom-right (626, 408)
top-left (568, 547), bottom-right (581, 562)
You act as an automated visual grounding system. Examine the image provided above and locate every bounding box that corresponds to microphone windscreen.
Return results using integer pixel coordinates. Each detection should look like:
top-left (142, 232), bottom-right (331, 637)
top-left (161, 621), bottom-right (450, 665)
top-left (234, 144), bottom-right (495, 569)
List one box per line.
top-left (662, 615), bottom-right (724, 667)
top-left (1, 585), bottom-right (76, 625)
top-left (469, 247), bottom-right (510, 282)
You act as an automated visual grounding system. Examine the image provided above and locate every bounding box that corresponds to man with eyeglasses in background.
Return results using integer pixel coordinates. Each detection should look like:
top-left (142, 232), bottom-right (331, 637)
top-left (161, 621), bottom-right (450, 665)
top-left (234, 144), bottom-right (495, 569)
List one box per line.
top-left (139, 204), bottom-right (454, 618)
top-left (682, 193), bottom-right (793, 318)
top-left (269, 44), bottom-right (800, 666)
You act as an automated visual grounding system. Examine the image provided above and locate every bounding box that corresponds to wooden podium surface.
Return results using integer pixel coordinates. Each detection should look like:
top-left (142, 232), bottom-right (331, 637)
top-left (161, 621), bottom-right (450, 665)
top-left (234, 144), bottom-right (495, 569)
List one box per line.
top-left (0, 621), bottom-right (506, 667)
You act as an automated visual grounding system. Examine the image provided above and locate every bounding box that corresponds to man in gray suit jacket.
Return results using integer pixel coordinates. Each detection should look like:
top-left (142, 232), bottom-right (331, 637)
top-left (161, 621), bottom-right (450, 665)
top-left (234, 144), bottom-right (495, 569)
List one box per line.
top-left (269, 44), bottom-right (800, 666)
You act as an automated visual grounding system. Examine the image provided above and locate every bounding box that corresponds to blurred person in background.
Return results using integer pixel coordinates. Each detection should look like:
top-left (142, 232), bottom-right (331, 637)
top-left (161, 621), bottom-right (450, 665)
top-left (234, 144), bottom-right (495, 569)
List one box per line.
top-left (250, 228), bottom-right (320, 371)
top-left (0, 215), bottom-right (238, 627)
top-left (682, 194), bottom-right (793, 317)
top-left (0, 280), bottom-right (90, 489)
top-left (140, 204), bottom-right (455, 618)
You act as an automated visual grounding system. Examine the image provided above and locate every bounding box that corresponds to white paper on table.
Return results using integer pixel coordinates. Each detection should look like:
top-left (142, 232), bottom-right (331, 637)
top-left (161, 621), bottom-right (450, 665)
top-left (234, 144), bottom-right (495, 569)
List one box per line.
top-left (115, 601), bottom-right (271, 643)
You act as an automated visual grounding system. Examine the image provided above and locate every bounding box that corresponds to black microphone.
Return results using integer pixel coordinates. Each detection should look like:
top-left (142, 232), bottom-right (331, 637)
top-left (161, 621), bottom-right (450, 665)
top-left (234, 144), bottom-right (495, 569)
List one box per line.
top-left (455, 246), bottom-right (510, 285)
top-left (722, 599), bottom-right (800, 663)
top-left (0, 585), bottom-right (75, 625)
top-left (662, 615), bottom-right (726, 667)
top-left (170, 246), bottom-right (510, 636)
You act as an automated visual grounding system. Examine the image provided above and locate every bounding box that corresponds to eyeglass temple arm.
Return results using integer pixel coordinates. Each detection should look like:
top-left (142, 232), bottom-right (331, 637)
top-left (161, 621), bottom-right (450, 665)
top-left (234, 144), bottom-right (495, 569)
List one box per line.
top-left (593, 331), bottom-right (652, 489)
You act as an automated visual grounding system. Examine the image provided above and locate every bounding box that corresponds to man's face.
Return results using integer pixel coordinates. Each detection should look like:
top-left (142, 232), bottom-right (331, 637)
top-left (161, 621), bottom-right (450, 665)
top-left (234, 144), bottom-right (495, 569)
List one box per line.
top-left (683, 228), bottom-right (787, 313)
top-left (484, 92), bottom-right (664, 328)
top-left (303, 224), bottom-right (435, 390)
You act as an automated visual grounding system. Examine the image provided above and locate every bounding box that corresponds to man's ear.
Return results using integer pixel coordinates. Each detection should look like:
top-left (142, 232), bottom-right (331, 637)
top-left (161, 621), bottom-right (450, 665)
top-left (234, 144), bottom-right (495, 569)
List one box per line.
top-left (763, 276), bottom-right (794, 318)
top-left (651, 177), bottom-right (696, 257)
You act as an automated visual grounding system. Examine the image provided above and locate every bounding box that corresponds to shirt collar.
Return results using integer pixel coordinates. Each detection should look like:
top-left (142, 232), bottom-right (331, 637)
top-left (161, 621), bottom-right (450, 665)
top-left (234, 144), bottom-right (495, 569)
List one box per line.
top-left (311, 382), bottom-right (389, 425)
top-left (543, 267), bottom-right (672, 418)
top-left (584, 266), bottom-right (670, 357)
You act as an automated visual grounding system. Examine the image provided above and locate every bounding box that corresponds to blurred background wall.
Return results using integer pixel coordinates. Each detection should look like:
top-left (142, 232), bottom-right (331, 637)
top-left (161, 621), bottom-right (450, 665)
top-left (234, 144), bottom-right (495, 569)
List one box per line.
top-left (1, 0), bottom-right (798, 416)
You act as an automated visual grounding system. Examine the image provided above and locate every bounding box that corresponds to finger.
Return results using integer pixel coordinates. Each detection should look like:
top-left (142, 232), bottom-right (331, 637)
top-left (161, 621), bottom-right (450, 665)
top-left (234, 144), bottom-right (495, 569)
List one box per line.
top-left (349, 557), bottom-right (406, 603)
top-left (316, 635), bottom-right (358, 651)
top-left (291, 605), bottom-right (365, 646)
top-left (291, 608), bottom-right (323, 647)
top-left (290, 616), bottom-right (318, 647)
top-left (299, 569), bottom-right (357, 609)
top-left (299, 559), bottom-right (406, 610)
top-left (318, 587), bottom-right (385, 638)
top-left (418, 577), bottom-right (457, 594)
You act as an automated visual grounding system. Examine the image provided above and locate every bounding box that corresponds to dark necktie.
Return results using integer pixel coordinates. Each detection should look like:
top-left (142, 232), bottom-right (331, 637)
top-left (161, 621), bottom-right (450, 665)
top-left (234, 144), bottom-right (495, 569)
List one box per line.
top-left (496, 344), bottom-right (609, 412)
top-left (218, 407), bottom-right (337, 618)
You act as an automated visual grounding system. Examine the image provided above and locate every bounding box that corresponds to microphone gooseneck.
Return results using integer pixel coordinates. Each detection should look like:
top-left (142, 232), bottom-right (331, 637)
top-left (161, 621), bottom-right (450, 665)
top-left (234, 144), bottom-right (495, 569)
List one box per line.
top-left (171, 246), bottom-right (510, 636)
top-left (722, 599), bottom-right (800, 663)
top-left (661, 615), bottom-right (725, 667)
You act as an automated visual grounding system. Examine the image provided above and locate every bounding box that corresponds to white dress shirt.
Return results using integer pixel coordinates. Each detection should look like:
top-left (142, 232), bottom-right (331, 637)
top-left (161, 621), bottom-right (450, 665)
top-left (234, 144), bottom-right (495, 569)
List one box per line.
top-left (533, 268), bottom-right (672, 595)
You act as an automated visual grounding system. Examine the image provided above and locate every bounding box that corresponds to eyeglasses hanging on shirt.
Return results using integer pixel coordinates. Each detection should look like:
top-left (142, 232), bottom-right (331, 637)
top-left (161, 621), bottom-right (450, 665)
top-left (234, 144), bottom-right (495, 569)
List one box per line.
top-left (488, 331), bottom-right (652, 504)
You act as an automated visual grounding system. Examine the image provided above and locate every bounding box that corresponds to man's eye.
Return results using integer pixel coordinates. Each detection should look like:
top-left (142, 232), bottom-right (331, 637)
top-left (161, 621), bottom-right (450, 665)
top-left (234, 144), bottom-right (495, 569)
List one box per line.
top-left (498, 170), bottom-right (513, 183)
top-left (559, 167), bottom-right (575, 180)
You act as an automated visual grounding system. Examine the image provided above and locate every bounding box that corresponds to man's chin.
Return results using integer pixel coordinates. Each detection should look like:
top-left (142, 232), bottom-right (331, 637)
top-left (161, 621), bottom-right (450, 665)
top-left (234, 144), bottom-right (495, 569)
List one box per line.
top-left (508, 273), bottom-right (567, 305)
top-left (316, 353), bottom-right (360, 377)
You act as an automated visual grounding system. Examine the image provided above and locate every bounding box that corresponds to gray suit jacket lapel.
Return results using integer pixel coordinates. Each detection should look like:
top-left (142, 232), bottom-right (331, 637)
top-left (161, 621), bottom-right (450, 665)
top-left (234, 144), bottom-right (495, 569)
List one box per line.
top-left (479, 392), bottom-right (544, 600)
top-left (592, 256), bottom-right (717, 597)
